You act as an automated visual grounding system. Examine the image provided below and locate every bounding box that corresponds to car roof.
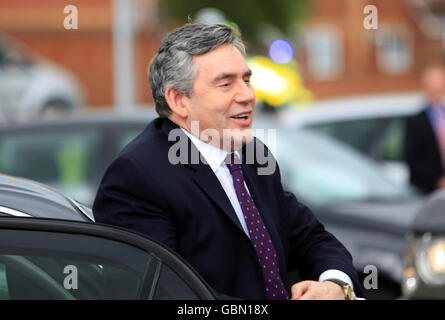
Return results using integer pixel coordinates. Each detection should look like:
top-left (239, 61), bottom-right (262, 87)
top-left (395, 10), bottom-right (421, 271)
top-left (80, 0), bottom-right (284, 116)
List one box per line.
top-left (0, 173), bottom-right (92, 222)
top-left (279, 91), bottom-right (425, 127)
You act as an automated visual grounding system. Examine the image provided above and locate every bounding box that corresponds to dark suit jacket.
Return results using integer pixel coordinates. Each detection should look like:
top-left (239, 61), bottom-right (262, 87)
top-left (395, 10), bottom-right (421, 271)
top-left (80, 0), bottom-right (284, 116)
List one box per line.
top-left (93, 117), bottom-right (362, 299)
top-left (404, 107), bottom-right (444, 194)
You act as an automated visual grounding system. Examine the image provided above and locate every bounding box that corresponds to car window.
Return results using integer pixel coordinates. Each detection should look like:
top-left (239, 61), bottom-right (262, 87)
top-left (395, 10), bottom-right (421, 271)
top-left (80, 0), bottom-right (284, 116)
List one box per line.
top-left (154, 264), bottom-right (200, 300)
top-left (0, 219), bottom-right (216, 300)
top-left (0, 263), bottom-right (8, 299)
top-left (276, 129), bottom-right (414, 205)
top-left (308, 118), bottom-right (388, 155)
top-left (0, 229), bottom-right (147, 300)
top-left (0, 129), bottom-right (102, 205)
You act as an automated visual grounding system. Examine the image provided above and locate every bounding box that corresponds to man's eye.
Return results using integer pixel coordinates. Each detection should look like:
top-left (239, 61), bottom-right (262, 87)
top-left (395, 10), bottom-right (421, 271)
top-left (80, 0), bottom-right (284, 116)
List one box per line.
top-left (220, 83), bottom-right (231, 87)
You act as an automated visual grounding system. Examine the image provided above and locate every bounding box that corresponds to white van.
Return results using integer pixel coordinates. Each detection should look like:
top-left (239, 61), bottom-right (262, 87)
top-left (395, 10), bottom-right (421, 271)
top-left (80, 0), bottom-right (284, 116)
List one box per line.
top-left (278, 92), bottom-right (426, 187)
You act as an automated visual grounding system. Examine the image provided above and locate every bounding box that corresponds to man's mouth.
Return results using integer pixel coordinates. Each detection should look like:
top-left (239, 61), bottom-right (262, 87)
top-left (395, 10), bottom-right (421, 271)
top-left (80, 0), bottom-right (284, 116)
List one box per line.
top-left (232, 113), bottom-right (250, 120)
top-left (230, 112), bottom-right (252, 126)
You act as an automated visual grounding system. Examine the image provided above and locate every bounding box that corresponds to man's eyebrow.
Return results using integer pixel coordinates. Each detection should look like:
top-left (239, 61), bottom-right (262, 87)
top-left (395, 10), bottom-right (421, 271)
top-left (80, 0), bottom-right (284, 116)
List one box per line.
top-left (212, 69), bottom-right (252, 83)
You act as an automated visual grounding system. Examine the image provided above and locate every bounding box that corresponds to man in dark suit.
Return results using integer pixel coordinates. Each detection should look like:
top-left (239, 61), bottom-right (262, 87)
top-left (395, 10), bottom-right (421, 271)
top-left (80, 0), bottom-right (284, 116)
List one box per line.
top-left (93, 23), bottom-right (362, 300)
top-left (405, 64), bottom-right (445, 194)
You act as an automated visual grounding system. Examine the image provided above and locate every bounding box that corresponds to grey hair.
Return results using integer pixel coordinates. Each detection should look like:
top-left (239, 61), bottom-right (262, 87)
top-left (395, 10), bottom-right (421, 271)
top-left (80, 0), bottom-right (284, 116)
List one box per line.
top-left (148, 23), bottom-right (246, 117)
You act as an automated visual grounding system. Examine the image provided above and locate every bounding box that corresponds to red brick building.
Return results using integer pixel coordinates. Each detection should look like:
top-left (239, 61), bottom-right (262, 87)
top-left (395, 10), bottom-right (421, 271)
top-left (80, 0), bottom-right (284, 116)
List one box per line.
top-left (298, 0), bottom-right (444, 98)
top-left (0, 0), bottom-right (160, 107)
top-left (0, 0), bottom-right (444, 106)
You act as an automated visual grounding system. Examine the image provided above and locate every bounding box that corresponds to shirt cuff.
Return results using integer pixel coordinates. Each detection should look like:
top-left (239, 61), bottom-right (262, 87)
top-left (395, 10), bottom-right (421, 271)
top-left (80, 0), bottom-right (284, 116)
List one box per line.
top-left (318, 269), bottom-right (354, 290)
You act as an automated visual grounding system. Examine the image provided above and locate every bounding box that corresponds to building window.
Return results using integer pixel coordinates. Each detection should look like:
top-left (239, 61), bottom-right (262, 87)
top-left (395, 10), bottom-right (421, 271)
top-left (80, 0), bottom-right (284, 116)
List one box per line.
top-left (375, 27), bottom-right (413, 75)
top-left (303, 25), bottom-right (344, 81)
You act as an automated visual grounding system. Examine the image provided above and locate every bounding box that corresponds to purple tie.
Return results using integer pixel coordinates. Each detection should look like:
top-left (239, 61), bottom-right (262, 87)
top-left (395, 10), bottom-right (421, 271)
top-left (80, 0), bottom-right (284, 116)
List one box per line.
top-left (227, 154), bottom-right (289, 300)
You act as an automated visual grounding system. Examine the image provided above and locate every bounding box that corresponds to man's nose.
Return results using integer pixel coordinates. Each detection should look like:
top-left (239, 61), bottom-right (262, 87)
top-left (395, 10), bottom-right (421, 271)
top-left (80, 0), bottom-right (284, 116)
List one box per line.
top-left (234, 80), bottom-right (255, 104)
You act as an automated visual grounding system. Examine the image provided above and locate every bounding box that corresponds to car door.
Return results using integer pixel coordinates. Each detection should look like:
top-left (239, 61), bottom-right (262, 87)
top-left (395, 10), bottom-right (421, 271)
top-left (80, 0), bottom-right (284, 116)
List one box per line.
top-left (0, 217), bottom-right (216, 300)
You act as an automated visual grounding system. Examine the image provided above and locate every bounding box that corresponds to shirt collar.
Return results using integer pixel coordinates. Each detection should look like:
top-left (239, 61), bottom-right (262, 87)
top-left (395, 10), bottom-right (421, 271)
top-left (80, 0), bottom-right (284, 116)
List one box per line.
top-left (181, 128), bottom-right (240, 173)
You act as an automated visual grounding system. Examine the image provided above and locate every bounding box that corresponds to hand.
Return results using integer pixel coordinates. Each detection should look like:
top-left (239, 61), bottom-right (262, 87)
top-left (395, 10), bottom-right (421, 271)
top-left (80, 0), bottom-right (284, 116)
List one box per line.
top-left (290, 280), bottom-right (345, 300)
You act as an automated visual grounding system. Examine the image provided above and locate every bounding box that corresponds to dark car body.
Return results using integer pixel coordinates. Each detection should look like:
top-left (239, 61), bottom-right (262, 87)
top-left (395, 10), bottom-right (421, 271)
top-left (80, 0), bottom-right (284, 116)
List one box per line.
top-left (0, 173), bottom-right (92, 221)
top-left (0, 173), bottom-right (216, 300)
top-left (402, 191), bottom-right (445, 299)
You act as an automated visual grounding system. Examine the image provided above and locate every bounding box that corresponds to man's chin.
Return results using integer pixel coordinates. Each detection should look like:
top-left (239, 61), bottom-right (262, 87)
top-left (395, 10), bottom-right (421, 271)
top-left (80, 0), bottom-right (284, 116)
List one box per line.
top-left (223, 128), bottom-right (254, 152)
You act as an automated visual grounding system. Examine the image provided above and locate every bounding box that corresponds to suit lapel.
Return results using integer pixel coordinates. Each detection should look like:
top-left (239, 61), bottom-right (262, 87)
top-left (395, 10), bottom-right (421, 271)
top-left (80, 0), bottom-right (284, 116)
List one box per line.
top-left (159, 117), bottom-right (284, 245)
top-left (159, 117), bottom-right (246, 234)
top-left (192, 165), bottom-right (245, 233)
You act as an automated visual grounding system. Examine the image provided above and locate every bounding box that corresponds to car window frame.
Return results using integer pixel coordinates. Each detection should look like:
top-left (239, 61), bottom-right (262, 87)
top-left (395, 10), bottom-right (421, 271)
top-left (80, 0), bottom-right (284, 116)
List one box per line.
top-left (0, 217), bottom-right (217, 300)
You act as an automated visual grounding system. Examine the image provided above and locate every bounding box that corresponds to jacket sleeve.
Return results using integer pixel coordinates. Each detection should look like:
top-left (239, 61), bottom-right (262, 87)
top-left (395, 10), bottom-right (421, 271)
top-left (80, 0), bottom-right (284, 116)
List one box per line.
top-left (93, 156), bottom-right (180, 251)
top-left (251, 138), bottom-right (363, 296)
top-left (284, 190), bottom-right (363, 296)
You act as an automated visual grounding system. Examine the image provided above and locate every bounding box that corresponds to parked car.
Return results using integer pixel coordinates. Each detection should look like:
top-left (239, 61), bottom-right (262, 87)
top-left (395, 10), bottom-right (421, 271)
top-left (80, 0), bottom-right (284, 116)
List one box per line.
top-left (278, 92), bottom-right (425, 186)
top-left (0, 172), bottom-right (92, 222)
top-left (402, 190), bottom-right (445, 299)
top-left (0, 173), bottom-right (216, 300)
top-left (0, 111), bottom-right (156, 206)
top-left (0, 112), bottom-right (422, 299)
top-left (0, 34), bottom-right (84, 121)
top-left (254, 118), bottom-right (423, 299)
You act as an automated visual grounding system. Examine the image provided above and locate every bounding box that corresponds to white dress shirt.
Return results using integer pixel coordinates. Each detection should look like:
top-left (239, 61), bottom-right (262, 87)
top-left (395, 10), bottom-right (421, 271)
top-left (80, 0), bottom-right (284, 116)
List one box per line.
top-left (181, 129), bottom-right (354, 290)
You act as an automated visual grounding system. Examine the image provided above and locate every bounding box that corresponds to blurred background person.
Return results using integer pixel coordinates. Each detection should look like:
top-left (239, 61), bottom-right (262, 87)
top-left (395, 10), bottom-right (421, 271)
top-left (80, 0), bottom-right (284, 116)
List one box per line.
top-left (404, 63), bottom-right (445, 194)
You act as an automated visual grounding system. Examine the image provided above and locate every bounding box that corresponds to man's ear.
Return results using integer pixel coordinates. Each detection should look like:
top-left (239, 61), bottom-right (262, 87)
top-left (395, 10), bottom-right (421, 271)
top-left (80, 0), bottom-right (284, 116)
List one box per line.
top-left (164, 86), bottom-right (189, 118)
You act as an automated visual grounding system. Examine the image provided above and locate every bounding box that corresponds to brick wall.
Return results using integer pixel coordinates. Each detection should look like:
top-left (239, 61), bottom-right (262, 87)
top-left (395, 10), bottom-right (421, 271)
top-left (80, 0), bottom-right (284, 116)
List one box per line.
top-left (0, 0), bottom-right (159, 107)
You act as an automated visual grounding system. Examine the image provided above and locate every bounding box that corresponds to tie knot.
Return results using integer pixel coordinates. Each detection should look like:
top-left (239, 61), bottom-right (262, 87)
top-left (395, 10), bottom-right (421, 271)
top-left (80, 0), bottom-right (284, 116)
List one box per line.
top-left (227, 153), bottom-right (242, 174)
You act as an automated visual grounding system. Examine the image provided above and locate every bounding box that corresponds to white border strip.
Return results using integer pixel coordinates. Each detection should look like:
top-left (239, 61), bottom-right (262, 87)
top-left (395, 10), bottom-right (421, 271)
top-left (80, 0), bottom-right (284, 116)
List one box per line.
top-left (0, 206), bottom-right (32, 217)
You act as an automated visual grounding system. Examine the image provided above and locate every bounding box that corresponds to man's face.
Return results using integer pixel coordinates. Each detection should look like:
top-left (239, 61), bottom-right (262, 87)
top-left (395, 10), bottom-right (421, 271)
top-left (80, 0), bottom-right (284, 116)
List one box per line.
top-left (422, 68), bottom-right (445, 105)
top-left (182, 43), bottom-right (256, 151)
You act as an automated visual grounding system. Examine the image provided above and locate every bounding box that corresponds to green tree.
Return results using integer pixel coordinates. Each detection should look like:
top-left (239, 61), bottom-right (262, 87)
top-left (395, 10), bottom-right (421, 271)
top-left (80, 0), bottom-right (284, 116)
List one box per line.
top-left (159, 0), bottom-right (313, 48)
